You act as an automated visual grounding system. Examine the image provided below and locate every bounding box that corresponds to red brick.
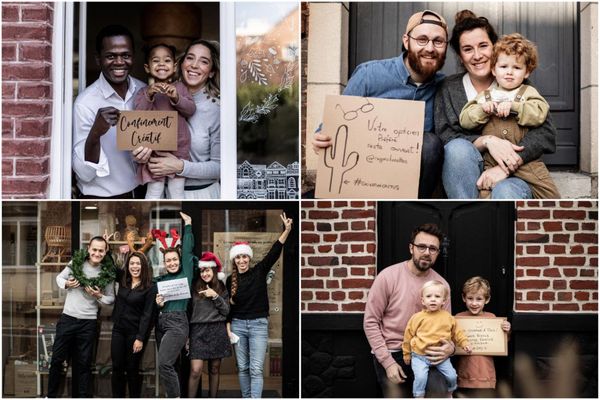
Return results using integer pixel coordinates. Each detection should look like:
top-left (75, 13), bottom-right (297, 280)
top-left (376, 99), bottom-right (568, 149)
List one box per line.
top-left (326, 280), bottom-right (339, 289)
top-left (543, 221), bottom-right (563, 231)
top-left (4, 63), bottom-right (52, 83)
top-left (316, 201), bottom-right (331, 208)
top-left (582, 303), bottom-right (598, 311)
top-left (2, 118), bottom-right (13, 137)
top-left (350, 244), bottom-right (364, 252)
top-left (563, 268), bottom-right (578, 277)
top-left (542, 268), bottom-right (561, 277)
top-left (315, 268), bottom-right (330, 277)
top-left (3, 101), bottom-right (51, 118)
top-left (517, 257), bottom-right (549, 267)
top-left (526, 246), bottom-right (540, 254)
top-left (515, 302), bottom-right (549, 311)
top-left (516, 222), bottom-right (526, 231)
top-left (559, 201), bottom-right (574, 208)
top-left (21, 5), bottom-right (52, 21)
top-left (569, 245), bottom-right (584, 255)
top-left (564, 222), bottom-right (579, 231)
top-left (333, 201), bottom-right (347, 207)
top-left (308, 256), bottom-right (338, 266)
top-left (582, 223), bottom-right (596, 231)
top-left (2, 5), bottom-right (20, 22)
top-left (308, 210), bottom-right (338, 219)
top-left (301, 304), bottom-right (305, 311)
top-left (543, 245), bottom-right (565, 254)
top-left (552, 280), bottom-right (567, 289)
top-left (340, 232), bottom-right (375, 242)
top-left (332, 268), bottom-right (347, 278)
top-left (570, 280), bottom-right (597, 290)
top-left (526, 291), bottom-right (540, 300)
top-left (323, 234), bottom-right (338, 242)
top-left (15, 158), bottom-right (49, 175)
top-left (515, 292), bottom-right (523, 300)
top-left (301, 291), bottom-right (313, 301)
top-left (367, 267), bottom-right (375, 276)
top-left (553, 210), bottom-right (586, 219)
top-left (367, 220), bottom-right (375, 230)
top-left (2, 139), bottom-right (50, 157)
top-left (301, 280), bottom-right (323, 289)
top-left (574, 291), bottom-right (590, 301)
top-left (302, 233), bottom-right (319, 243)
top-left (351, 221), bottom-right (366, 230)
top-left (316, 222), bottom-right (331, 232)
top-left (525, 268), bottom-right (540, 276)
top-left (342, 256), bottom-right (375, 265)
top-left (348, 291), bottom-right (364, 300)
top-left (589, 246), bottom-right (597, 255)
top-left (302, 246), bottom-right (314, 254)
top-left (2, 43), bottom-right (17, 61)
top-left (591, 258), bottom-right (598, 267)
top-left (334, 244), bottom-right (348, 253)
top-left (515, 279), bottom-right (550, 289)
top-left (555, 257), bottom-right (586, 266)
top-left (574, 233), bottom-right (597, 243)
top-left (580, 269), bottom-right (596, 277)
top-left (557, 292), bottom-right (572, 301)
top-left (315, 291), bottom-right (329, 300)
top-left (301, 268), bottom-right (314, 278)
top-left (334, 222), bottom-right (348, 230)
top-left (517, 233), bottom-right (549, 243)
top-left (342, 209), bottom-right (375, 219)
top-left (350, 267), bottom-right (366, 276)
top-left (342, 302), bottom-right (365, 312)
top-left (527, 222), bottom-right (541, 230)
top-left (2, 176), bottom-right (48, 194)
top-left (541, 291), bottom-right (555, 301)
top-left (516, 269), bottom-right (524, 277)
top-left (16, 118), bottom-right (51, 137)
top-left (593, 292), bottom-right (598, 300)
top-left (350, 201), bottom-right (365, 207)
top-left (307, 303), bottom-right (338, 311)
top-left (540, 201), bottom-right (555, 207)
top-left (341, 278), bottom-right (373, 289)
top-left (553, 303), bottom-right (579, 311)
top-left (19, 43), bottom-right (51, 62)
top-left (317, 245), bottom-right (332, 253)
top-left (3, 160), bottom-right (14, 176)
top-left (366, 243), bottom-right (376, 253)
top-left (577, 201), bottom-right (593, 207)
top-left (331, 291), bottom-right (346, 301)
top-left (301, 221), bottom-right (314, 231)
top-left (553, 234), bottom-right (570, 243)
top-left (2, 82), bottom-right (16, 99)
top-left (518, 209), bottom-right (550, 219)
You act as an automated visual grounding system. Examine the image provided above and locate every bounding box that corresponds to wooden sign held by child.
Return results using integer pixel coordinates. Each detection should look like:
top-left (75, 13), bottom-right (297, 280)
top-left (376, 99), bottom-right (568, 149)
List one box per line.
top-left (454, 317), bottom-right (508, 356)
top-left (117, 110), bottom-right (178, 151)
top-left (315, 95), bottom-right (425, 198)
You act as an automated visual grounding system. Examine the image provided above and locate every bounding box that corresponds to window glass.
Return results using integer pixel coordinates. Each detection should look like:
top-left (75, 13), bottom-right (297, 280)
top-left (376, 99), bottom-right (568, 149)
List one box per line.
top-left (236, 2), bottom-right (299, 199)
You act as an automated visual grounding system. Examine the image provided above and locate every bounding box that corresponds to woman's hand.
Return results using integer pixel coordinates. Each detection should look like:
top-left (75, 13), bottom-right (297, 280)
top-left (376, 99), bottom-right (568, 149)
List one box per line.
top-left (477, 165), bottom-right (509, 191)
top-left (199, 287), bottom-right (218, 298)
top-left (180, 212), bottom-right (192, 226)
top-left (132, 146), bottom-right (153, 164)
top-left (132, 339), bottom-right (143, 353)
top-left (280, 212), bottom-right (293, 232)
top-left (311, 132), bottom-right (332, 154)
top-left (484, 135), bottom-right (524, 174)
top-left (156, 293), bottom-right (165, 307)
top-left (148, 151), bottom-right (184, 177)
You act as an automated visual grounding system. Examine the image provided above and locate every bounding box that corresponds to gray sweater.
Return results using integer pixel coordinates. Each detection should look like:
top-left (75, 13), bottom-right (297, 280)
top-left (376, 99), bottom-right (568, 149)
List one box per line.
top-left (189, 289), bottom-right (230, 324)
top-left (434, 73), bottom-right (556, 164)
top-left (56, 262), bottom-right (115, 319)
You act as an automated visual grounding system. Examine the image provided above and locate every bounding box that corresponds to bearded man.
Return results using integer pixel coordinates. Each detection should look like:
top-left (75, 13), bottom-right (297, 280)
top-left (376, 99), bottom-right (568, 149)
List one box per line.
top-left (363, 223), bottom-right (455, 397)
top-left (312, 10), bottom-right (448, 198)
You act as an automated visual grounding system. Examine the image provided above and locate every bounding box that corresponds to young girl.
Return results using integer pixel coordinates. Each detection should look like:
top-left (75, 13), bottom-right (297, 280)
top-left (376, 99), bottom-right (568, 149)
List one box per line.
top-left (188, 251), bottom-right (231, 398)
top-left (111, 251), bottom-right (157, 398)
top-left (455, 276), bottom-right (511, 397)
top-left (134, 43), bottom-right (196, 199)
top-left (226, 213), bottom-right (293, 398)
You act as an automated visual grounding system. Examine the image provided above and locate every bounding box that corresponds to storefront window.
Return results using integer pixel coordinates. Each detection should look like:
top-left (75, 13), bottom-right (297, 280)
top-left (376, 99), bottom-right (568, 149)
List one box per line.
top-left (235, 2), bottom-right (299, 199)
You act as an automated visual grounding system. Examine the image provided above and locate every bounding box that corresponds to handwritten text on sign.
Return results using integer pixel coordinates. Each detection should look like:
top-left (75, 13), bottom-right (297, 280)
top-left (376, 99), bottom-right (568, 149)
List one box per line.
top-left (315, 95), bottom-right (424, 198)
top-left (454, 317), bottom-right (508, 356)
top-left (117, 110), bottom-right (178, 151)
top-left (157, 278), bottom-right (191, 302)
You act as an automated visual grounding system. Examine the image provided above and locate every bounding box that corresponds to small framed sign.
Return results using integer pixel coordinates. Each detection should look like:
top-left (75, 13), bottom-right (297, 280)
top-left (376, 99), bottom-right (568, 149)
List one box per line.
top-left (454, 317), bottom-right (508, 356)
top-left (117, 110), bottom-right (178, 151)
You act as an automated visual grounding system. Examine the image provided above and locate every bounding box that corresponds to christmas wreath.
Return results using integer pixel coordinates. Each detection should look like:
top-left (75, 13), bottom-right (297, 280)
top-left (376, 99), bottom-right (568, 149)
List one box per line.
top-left (69, 249), bottom-right (116, 289)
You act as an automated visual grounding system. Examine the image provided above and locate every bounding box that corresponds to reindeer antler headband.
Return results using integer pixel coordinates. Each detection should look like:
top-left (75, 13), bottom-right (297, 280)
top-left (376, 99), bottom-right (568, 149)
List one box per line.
top-left (151, 228), bottom-right (181, 253)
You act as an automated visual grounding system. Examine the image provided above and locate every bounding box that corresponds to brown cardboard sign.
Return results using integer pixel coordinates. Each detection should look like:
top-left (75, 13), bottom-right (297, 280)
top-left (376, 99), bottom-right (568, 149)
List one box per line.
top-left (116, 110), bottom-right (178, 151)
top-left (455, 317), bottom-right (508, 356)
top-left (315, 95), bottom-right (424, 198)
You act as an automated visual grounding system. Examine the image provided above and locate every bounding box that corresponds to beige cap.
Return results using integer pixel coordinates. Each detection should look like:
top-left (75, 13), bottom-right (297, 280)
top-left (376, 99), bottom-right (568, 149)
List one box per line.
top-left (405, 10), bottom-right (447, 35)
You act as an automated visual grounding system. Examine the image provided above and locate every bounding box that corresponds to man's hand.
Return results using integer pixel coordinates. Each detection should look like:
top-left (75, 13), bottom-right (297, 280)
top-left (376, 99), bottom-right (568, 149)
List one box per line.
top-left (311, 132), bottom-right (332, 154)
top-left (424, 339), bottom-right (455, 365)
top-left (85, 107), bottom-right (120, 163)
top-left (385, 362), bottom-right (407, 384)
top-left (132, 339), bottom-right (143, 353)
top-left (477, 165), bottom-right (509, 191)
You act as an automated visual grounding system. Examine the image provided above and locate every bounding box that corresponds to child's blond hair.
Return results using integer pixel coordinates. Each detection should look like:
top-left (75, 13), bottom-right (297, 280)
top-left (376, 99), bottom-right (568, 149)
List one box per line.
top-left (462, 276), bottom-right (491, 301)
top-left (491, 33), bottom-right (538, 73)
top-left (421, 279), bottom-right (448, 300)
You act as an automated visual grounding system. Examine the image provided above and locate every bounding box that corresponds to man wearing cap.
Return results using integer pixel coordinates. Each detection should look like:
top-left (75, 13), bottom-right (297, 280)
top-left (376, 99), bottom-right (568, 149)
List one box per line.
top-left (312, 10), bottom-right (448, 198)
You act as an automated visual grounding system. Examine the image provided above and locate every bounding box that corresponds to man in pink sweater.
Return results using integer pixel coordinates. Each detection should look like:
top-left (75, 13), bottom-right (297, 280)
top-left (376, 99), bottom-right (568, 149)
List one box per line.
top-left (363, 223), bottom-right (455, 397)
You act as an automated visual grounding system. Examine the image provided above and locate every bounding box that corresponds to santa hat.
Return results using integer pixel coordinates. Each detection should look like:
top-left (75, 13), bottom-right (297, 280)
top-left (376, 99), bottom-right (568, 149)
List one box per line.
top-left (229, 241), bottom-right (253, 260)
top-left (199, 251), bottom-right (225, 281)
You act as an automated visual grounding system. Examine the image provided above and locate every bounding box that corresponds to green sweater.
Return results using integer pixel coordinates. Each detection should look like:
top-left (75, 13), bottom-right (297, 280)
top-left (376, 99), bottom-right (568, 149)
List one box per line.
top-left (154, 224), bottom-right (197, 312)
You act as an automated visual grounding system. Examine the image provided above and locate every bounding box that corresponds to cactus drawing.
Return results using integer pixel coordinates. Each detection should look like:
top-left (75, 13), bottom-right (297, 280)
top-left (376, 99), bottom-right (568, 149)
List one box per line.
top-left (323, 124), bottom-right (359, 193)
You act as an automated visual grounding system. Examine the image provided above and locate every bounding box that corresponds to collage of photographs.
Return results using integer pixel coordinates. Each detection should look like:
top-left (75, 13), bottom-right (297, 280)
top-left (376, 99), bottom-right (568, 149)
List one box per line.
top-left (0, 1), bottom-right (597, 399)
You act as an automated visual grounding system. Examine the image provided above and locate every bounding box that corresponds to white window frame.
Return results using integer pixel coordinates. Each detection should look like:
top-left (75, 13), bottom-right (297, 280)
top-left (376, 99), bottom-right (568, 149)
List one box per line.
top-left (49, 2), bottom-right (237, 199)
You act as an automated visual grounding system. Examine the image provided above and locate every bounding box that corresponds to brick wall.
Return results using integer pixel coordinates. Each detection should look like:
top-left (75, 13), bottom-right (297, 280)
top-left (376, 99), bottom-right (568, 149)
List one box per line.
top-left (300, 3), bottom-right (309, 193)
top-left (301, 201), bottom-right (377, 312)
top-left (2, 2), bottom-right (54, 198)
top-left (515, 200), bottom-right (598, 312)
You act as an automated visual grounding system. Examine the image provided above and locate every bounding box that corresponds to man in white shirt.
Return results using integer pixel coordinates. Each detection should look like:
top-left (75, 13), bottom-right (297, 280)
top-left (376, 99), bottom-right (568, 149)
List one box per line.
top-left (72, 25), bottom-right (150, 198)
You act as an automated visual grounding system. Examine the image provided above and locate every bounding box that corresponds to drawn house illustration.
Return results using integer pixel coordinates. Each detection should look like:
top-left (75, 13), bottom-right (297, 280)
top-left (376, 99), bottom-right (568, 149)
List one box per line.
top-left (237, 161), bottom-right (299, 199)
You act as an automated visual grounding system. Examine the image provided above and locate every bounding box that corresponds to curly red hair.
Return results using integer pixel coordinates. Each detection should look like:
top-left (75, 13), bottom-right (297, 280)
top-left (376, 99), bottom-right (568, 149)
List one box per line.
top-left (491, 33), bottom-right (538, 73)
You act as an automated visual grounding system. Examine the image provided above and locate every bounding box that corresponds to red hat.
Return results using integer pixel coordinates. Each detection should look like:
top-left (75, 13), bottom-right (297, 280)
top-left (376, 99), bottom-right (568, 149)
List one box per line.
top-left (229, 241), bottom-right (253, 260)
top-left (199, 251), bottom-right (225, 281)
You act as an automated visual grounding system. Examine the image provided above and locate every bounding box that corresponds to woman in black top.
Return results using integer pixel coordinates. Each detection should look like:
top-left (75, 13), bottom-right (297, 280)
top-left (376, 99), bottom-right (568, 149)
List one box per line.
top-left (226, 213), bottom-right (293, 398)
top-left (111, 251), bottom-right (157, 397)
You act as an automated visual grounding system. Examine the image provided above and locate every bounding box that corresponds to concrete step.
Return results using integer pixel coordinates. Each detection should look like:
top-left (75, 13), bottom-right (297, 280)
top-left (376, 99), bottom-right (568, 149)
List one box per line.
top-left (550, 171), bottom-right (597, 199)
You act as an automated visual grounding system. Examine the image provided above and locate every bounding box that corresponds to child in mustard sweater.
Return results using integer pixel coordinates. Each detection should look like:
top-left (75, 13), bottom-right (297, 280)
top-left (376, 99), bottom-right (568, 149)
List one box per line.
top-left (403, 280), bottom-right (471, 398)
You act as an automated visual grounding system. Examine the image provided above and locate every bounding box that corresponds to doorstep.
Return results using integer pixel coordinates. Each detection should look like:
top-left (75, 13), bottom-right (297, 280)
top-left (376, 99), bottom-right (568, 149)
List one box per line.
top-left (550, 171), bottom-right (598, 199)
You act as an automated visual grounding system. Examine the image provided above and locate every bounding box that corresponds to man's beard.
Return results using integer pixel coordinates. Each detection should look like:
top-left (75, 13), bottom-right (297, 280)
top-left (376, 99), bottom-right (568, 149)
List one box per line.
top-left (412, 254), bottom-right (433, 272)
top-left (406, 42), bottom-right (445, 81)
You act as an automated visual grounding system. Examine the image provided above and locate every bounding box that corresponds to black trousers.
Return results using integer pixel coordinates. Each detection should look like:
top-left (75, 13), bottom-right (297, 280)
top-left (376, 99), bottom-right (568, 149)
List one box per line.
top-left (47, 314), bottom-right (96, 398)
top-left (111, 327), bottom-right (146, 398)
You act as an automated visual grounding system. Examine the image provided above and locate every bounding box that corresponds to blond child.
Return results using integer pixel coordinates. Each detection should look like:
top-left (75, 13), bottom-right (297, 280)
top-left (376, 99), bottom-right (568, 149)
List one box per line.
top-left (455, 277), bottom-right (511, 397)
top-left (403, 280), bottom-right (471, 398)
top-left (459, 33), bottom-right (560, 199)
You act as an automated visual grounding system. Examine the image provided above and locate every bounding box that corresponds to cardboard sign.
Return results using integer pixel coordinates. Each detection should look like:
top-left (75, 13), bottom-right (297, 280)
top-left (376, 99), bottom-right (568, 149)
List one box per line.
top-left (454, 317), bottom-right (508, 356)
top-left (117, 110), bottom-right (178, 151)
top-left (157, 277), bottom-right (191, 302)
top-left (315, 95), bottom-right (424, 198)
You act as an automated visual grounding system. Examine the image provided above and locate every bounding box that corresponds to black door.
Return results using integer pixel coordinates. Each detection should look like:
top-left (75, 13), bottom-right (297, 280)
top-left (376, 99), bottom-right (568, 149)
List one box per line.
top-left (349, 2), bottom-right (579, 165)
